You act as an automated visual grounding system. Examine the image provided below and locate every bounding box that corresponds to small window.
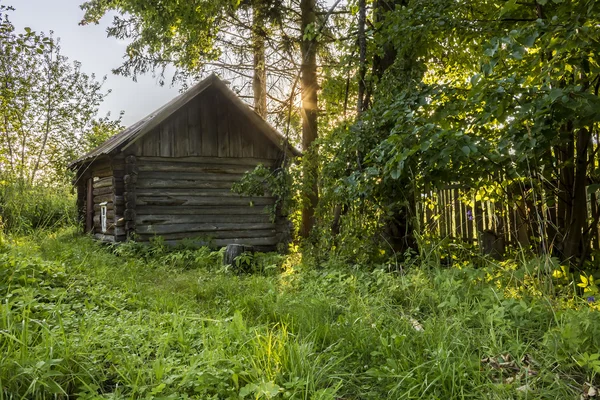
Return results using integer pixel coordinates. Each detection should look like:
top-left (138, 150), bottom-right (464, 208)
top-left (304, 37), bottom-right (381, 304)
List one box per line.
top-left (100, 202), bottom-right (107, 233)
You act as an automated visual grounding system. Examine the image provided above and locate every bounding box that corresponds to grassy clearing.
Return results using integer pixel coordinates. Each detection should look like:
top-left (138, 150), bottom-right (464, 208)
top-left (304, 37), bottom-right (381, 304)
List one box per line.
top-left (1, 228), bottom-right (599, 399)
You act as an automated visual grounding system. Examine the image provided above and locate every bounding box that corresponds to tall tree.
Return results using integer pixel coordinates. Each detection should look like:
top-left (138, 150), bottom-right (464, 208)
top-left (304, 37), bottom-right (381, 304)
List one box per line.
top-left (0, 6), bottom-right (120, 184)
top-left (79, 0), bottom-right (298, 123)
top-left (323, 0), bottom-right (600, 263)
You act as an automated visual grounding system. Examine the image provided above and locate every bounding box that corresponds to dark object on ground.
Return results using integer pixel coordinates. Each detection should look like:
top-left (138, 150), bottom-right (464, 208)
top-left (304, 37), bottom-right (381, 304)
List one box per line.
top-left (224, 244), bottom-right (255, 271)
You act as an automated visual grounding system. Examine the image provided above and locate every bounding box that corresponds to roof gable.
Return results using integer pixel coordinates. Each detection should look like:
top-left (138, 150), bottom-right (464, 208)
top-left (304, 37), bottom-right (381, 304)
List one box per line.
top-left (70, 74), bottom-right (299, 167)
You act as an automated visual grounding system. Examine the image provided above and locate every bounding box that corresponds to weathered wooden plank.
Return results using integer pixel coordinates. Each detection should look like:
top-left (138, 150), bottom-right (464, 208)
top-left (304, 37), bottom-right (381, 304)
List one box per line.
top-left (136, 205), bottom-right (270, 215)
top-left (93, 195), bottom-right (124, 205)
top-left (93, 177), bottom-right (113, 189)
top-left (94, 210), bottom-right (115, 221)
top-left (136, 156), bottom-right (275, 167)
top-left (93, 186), bottom-right (113, 196)
top-left (174, 106), bottom-right (189, 157)
top-left (92, 223), bottom-right (125, 236)
top-left (94, 203), bottom-right (124, 213)
top-left (136, 222), bottom-right (275, 235)
top-left (139, 236), bottom-right (280, 247)
top-left (94, 233), bottom-right (116, 242)
top-left (159, 118), bottom-right (173, 157)
top-left (136, 179), bottom-right (234, 190)
top-left (228, 106), bottom-right (243, 158)
top-left (136, 195), bottom-right (274, 207)
top-left (135, 188), bottom-right (255, 197)
top-left (93, 168), bottom-right (112, 178)
top-left (136, 214), bottom-right (272, 225)
top-left (217, 92), bottom-right (230, 158)
top-left (137, 171), bottom-right (245, 181)
top-left (137, 163), bottom-right (254, 175)
top-left (188, 97), bottom-right (201, 156)
top-left (94, 194), bottom-right (114, 204)
top-left (94, 215), bottom-right (124, 227)
top-left (200, 94), bottom-right (219, 156)
top-left (135, 229), bottom-right (277, 241)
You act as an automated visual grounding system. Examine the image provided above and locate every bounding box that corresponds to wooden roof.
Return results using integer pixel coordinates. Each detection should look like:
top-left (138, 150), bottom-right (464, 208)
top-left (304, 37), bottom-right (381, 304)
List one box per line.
top-left (70, 74), bottom-right (300, 167)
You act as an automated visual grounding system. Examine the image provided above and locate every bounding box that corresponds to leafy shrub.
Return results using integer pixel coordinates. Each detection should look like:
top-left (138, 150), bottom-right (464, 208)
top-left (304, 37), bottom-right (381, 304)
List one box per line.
top-left (0, 181), bottom-right (76, 233)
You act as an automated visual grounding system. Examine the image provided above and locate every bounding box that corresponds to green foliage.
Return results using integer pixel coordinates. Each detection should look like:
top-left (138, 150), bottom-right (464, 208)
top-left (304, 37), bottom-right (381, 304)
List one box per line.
top-left (0, 229), bottom-right (599, 398)
top-left (232, 164), bottom-right (296, 223)
top-left (0, 181), bottom-right (76, 234)
top-left (317, 0), bottom-right (600, 262)
top-left (0, 6), bottom-right (122, 185)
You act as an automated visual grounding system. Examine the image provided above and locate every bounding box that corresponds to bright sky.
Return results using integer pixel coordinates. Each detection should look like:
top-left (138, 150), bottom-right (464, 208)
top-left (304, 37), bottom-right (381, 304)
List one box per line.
top-left (10, 0), bottom-right (183, 126)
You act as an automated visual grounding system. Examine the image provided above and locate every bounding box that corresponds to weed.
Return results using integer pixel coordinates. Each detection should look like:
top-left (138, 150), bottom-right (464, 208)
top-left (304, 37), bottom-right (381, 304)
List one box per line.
top-left (0, 228), bottom-right (599, 398)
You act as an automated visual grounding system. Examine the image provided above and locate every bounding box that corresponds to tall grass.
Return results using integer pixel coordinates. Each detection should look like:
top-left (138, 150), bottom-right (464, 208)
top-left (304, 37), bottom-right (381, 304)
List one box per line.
top-left (0, 229), bottom-right (599, 399)
top-left (0, 181), bottom-right (76, 234)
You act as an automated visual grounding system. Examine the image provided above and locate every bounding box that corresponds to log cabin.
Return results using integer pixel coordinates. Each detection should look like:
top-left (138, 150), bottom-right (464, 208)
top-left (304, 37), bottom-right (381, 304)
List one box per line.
top-left (69, 74), bottom-right (299, 251)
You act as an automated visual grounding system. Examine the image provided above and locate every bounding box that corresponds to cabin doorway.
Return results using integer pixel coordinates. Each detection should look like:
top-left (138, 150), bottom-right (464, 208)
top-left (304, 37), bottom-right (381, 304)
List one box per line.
top-left (85, 177), bottom-right (93, 233)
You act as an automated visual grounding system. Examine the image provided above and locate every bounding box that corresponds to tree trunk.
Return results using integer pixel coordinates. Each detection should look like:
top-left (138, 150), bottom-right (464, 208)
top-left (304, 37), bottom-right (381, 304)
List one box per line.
top-left (563, 127), bottom-right (591, 262)
top-left (252, 7), bottom-right (267, 119)
top-left (300, 0), bottom-right (319, 238)
top-left (356, 0), bottom-right (367, 114)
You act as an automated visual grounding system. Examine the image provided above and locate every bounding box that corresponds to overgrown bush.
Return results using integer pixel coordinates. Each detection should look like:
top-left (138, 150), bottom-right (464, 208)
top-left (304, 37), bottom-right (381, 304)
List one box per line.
top-left (0, 181), bottom-right (76, 233)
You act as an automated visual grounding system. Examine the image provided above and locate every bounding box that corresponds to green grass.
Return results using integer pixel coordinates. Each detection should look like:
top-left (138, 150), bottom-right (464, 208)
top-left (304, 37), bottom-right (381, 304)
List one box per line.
top-left (0, 228), bottom-right (599, 399)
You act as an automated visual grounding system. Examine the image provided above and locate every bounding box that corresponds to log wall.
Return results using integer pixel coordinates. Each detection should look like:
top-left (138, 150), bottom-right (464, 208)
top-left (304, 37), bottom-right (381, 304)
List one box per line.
top-left (78, 157), bottom-right (127, 243)
top-left (132, 156), bottom-right (287, 250)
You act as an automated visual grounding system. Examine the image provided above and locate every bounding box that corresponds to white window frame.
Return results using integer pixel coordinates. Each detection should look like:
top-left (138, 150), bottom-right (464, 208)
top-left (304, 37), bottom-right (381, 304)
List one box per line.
top-left (100, 202), bottom-right (108, 233)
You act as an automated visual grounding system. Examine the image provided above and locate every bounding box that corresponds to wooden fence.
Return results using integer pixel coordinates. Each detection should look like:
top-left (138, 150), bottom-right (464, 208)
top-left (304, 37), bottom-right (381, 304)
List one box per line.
top-left (416, 184), bottom-right (600, 254)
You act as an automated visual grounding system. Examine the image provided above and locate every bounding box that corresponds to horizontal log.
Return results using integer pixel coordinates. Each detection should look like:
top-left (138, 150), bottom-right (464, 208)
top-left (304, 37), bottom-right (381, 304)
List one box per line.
top-left (135, 214), bottom-right (272, 225)
top-left (136, 196), bottom-right (274, 207)
top-left (93, 186), bottom-right (113, 196)
top-left (137, 236), bottom-right (281, 247)
top-left (94, 204), bottom-right (124, 213)
top-left (135, 189), bottom-right (248, 197)
top-left (136, 179), bottom-right (234, 190)
top-left (138, 163), bottom-right (255, 174)
top-left (134, 229), bottom-right (277, 241)
top-left (93, 224), bottom-right (125, 236)
top-left (125, 155), bottom-right (137, 165)
top-left (93, 177), bottom-right (112, 188)
top-left (93, 211), bottom-right (115, 221)
top-left (136, 222), bottom-right (275, 235)
top-left (94, 194), bottom-right (113, 204)
top-left (93, 168), bottom-right (112, 178)
top-left (93, 195), bottom-right (124, 205)
top-left (136, 205), bottom-right (271, 215)
top-left (137, 171), bottom-right (245, 182)
top-left (94, 233), bottom-right (115, 242)
top-left (137, 156), bottom-right (276, 167)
